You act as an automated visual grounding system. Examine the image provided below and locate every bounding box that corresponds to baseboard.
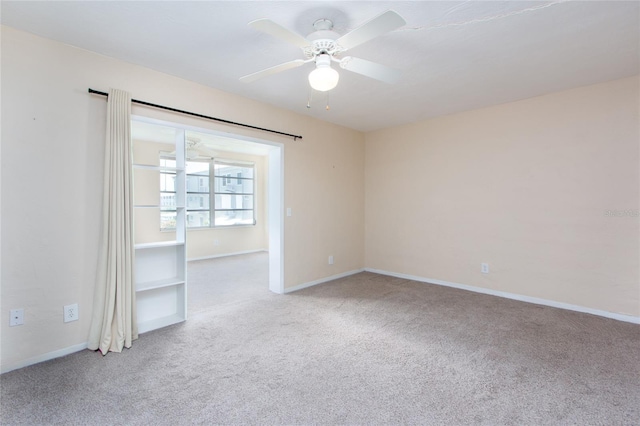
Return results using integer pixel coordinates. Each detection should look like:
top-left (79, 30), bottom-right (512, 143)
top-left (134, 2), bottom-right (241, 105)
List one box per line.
top-left (365, 268), bottom-right (640, 325)
top-left (284, 269), bottom-right (365, 294)
top-left (1, 342), bottom-right (89, 375)
top-left (188, 249), bottom-right (267, 262)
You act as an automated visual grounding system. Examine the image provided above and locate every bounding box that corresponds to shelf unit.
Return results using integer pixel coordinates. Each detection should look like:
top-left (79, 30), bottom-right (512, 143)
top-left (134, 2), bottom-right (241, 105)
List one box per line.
top-left (133, 128), bottom-right (187, 334)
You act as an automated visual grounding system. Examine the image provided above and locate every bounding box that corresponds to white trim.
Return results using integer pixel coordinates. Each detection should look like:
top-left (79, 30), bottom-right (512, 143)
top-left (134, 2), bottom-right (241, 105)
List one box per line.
top-left (268, 146), bottom-right (285, 294)
top-left (187, 249), bottom-right (267, 262)
top-left (284, 269), bottom-right (365, 294)
top-left (365, 268), bottom-right (640, 325)
top-left (1, 342), bottom-right (89, 374)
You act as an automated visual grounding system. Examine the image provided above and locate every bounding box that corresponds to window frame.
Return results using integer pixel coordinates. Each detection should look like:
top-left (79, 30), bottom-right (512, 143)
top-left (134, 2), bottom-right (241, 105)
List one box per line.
top-left (160, 155), bottom-right (256, 231)
top-left (213, 159), bottom-right (256, 228)
top-left (185, 158), bottom-right (211, 229)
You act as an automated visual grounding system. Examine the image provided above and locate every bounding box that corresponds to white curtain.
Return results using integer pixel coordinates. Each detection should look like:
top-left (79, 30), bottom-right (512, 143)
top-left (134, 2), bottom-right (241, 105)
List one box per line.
top-left (88, 88), bottom-right (138, 355)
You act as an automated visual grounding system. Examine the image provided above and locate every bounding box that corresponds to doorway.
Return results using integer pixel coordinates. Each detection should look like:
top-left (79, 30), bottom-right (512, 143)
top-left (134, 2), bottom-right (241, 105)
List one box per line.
top-left (131, 115), bottom-right (284, 317)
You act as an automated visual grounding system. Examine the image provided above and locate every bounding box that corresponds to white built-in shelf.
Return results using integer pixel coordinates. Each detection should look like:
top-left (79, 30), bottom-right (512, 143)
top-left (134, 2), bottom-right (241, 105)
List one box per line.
top-left (135, 241), bottom-right (184, 250)
top-left (133, 127), bottom-right (187, 335)
top-left (137, 314), bottom-right (185, 334)
top-left (137, 278), bottom-right (185, 292)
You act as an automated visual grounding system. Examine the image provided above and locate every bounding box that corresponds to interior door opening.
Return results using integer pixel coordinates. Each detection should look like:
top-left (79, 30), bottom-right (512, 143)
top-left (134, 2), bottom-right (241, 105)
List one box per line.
top-left (131, 116), bottom-right (284, 330)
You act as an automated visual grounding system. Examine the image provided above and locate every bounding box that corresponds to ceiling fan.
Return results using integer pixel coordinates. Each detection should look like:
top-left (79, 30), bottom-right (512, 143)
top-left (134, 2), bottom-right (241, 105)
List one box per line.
top-left (240, 10), bottom-right (406, 91)
top-left (168, 137), bottom-right (214, 160)
top-left (186, 137), bottom-right (216, 160)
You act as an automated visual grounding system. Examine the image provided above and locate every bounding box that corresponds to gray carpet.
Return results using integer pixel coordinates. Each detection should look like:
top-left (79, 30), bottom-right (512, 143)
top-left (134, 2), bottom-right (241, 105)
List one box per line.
top-left (1, 252), bottom-right (639, 425)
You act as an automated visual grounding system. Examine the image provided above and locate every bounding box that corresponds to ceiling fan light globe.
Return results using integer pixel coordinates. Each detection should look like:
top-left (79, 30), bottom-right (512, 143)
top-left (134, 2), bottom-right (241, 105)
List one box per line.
top-left (308, 66), bottom-right (339, 92)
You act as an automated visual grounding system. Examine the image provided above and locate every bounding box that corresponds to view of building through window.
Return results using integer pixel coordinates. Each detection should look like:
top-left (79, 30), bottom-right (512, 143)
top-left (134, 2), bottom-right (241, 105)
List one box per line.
top-left (160, 157), bottom-right (255, 230)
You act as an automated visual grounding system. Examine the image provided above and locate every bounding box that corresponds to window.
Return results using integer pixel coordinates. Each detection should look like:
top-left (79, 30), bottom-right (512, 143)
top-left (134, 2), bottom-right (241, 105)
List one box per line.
top-left (186, 161), bottom-right (210, 228)
top-left (160, 156), bottom-right (255, 230)
top-left (214, 161), bottom-right (255, 227)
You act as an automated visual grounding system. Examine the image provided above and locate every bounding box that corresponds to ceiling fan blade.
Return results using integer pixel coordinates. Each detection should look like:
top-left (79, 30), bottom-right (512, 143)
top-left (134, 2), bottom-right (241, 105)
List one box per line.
top-left (240, 59), bottom-right (306, 83)
top-left (339, 56), bottom-right (402, 84)
top-left (336, 10), bottom-right (406, 51)
top-left (249, 18), bottom-right (310, 48)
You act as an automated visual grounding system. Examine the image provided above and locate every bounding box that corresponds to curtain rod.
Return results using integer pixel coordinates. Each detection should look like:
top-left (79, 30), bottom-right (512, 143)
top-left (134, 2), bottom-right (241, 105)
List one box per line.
top-left (88, 88), bottom-right (302, 141)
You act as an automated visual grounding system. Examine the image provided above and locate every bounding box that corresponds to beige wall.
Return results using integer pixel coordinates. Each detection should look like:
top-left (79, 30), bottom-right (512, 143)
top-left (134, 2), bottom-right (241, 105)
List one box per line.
top-left (1, 27), bottom-right (365, 371)
top-left (365, 76), bottom-right (640, 316)
top-left (132, 139), bottom-right (268, 259)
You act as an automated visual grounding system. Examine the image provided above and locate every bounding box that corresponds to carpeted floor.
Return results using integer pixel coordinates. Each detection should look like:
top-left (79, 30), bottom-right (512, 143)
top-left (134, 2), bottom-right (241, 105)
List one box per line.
top-left (1, 252), bottom-right (639, 425)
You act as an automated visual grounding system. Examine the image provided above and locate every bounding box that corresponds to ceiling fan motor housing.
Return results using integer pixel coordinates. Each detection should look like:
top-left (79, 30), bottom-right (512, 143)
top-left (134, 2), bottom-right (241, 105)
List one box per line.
top-left (304, 19), bottom-right (343, 58)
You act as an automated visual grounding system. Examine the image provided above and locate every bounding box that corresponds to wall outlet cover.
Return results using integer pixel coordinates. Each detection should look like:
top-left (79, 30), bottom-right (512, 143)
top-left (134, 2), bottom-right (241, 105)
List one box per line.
top-left (10, 309), bottom-right (24, 327)
top-left (64, 304), bottom-right (79, 323)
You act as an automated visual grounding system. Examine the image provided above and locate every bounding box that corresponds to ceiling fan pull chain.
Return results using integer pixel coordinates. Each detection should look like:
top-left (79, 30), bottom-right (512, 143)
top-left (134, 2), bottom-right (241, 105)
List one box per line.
top-left (307, 87), bottom-right (313, 109)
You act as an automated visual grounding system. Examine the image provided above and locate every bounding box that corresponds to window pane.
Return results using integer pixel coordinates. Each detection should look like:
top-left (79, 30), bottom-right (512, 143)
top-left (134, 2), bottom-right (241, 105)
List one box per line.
top-left (215, 194), bottom-right (253, 210)
top-left (214, 210), bottom-right (254, 226)
top-left (215, 177), bottom-right (253, 193)
top-left (237, 179), bottom-right (254, 193)
top-left (160, 173), bottom-right (175, 192)
top-left (214, 163), bottom-right (254, 179)
top-left (186, 194), bottom-right (209, 210)
top-left (214, 177), bottom-right (253, 194)
top-left (187, 211), bottom-right (210, 227)
top-left (160, 193), bottom-right (176, 210)
top-left (187, 175), bottom-right (209, 192)
top-left (160, 211), bottom-right (176, 230)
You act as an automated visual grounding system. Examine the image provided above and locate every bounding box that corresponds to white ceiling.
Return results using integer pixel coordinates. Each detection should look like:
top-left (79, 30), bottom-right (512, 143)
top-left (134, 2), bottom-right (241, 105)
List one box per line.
top-left (2, 1), bottom-right (638, 132)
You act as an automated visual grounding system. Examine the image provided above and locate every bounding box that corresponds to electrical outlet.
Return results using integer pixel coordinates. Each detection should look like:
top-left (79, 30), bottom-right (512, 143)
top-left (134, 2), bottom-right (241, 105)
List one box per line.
top-left (481, 263), bottom-right (490, 274)
top-left (64, 304), bottom-right (79, 323)
top-left (9, 309), bottom-right (24, 326)
top-left (213, 239), bottom-right (220, 246)
top-left (328, 255), bottom-right (334, 265)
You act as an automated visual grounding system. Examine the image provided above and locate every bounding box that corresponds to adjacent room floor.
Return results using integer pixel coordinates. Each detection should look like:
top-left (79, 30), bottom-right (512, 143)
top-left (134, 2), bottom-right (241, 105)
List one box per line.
top-left (1, 252), bottom-right (639, 425)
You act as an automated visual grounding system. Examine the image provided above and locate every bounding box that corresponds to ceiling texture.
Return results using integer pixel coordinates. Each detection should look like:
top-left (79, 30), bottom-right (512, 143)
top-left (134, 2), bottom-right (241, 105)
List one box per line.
top-left (2, 1), bottom-right (639, 132)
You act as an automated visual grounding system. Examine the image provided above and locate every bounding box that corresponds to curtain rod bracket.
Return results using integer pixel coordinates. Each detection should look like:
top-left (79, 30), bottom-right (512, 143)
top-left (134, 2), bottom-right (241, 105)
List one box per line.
top-left (88, 88), bottom-right (303, 141)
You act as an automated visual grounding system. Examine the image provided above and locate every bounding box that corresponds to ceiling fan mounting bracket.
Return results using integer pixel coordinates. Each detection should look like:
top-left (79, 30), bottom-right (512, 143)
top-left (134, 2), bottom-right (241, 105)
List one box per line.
top-left (312, 18), bottom-right (333, 32)
top-left (302, 18), bottom-right (346, 58)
